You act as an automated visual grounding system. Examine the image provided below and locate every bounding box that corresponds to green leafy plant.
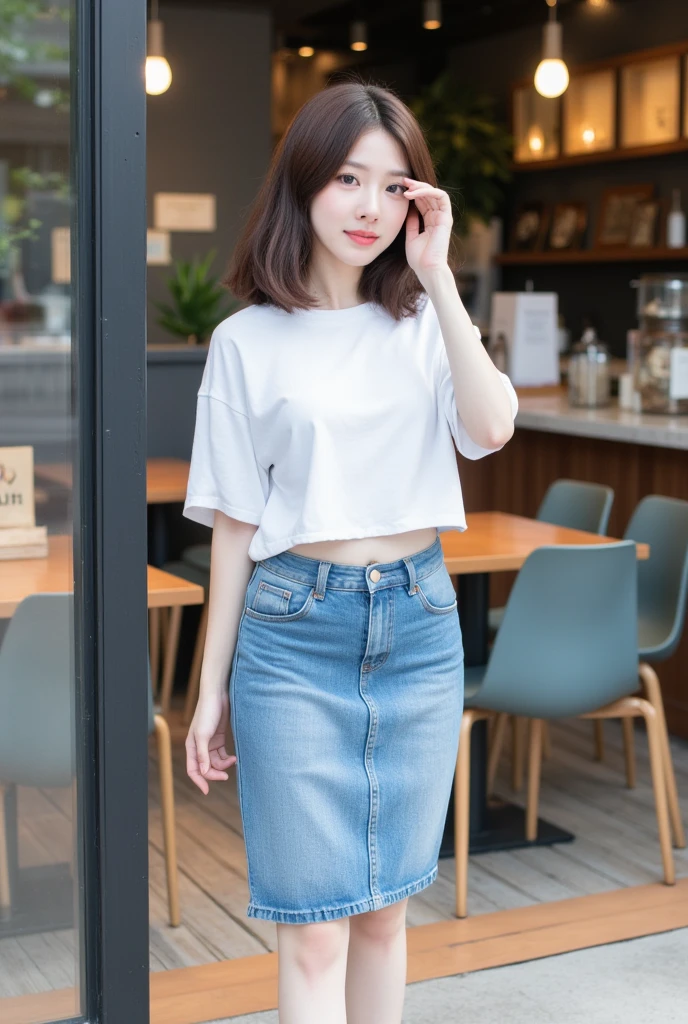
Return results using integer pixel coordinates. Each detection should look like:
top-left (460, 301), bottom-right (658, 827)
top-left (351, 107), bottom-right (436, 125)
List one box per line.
top-left (152, 249), bottom-right (241, 344)
top-left (409, 71), bottom-right (513, 235)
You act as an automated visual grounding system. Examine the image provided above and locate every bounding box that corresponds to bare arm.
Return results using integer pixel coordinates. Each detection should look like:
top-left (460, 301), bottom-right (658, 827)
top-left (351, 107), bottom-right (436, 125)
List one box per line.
top-left (186, 510), bottom-right (257, 793)
top-left (198, 510), bottom-right (257, 698)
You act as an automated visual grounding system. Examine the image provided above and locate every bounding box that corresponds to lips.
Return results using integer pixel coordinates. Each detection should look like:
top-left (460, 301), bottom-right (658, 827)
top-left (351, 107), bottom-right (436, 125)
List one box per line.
top-left (345, 230), bottom-right (379, 245)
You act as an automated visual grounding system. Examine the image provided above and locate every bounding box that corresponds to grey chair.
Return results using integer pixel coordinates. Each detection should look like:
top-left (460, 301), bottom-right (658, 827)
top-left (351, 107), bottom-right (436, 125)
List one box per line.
top-left (454, 542), bottom-right (676, 919)
top-left (158, 559), bottom-right (209, 723)
top-left (0, 593), bottom-right (180, 926)
top-left (181, 543), bottom-right (211, 573)
top-left (488, 479), bottom-right (614, 784)
top-left (601, 495), bottom-right (688, 847)
top-left (488, 478), bottom-right (614, 634)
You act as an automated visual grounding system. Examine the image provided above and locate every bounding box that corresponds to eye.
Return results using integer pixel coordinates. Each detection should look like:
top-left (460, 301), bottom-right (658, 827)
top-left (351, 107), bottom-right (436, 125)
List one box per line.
top-left (387, 183), bottom-right (409, 195)
top-left (337, 173), bottom-right (358, 185)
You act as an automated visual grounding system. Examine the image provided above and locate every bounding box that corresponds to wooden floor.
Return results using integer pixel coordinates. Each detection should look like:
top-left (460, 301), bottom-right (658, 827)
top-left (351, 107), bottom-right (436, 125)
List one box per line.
top-left (1, 704), bottom-right (687, 1017)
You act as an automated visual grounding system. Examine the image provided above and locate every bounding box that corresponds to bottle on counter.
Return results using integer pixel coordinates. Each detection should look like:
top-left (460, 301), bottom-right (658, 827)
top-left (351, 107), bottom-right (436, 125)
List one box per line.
top-left (568, 324), bottom-right (611, 408)
top-left (488, 330), bottom-right (508, 373)
top-left (666, 189), bottom-right (686, 249)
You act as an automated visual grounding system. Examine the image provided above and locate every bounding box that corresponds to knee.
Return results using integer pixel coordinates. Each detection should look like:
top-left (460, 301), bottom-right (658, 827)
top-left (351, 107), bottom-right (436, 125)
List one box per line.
top-left (349, 899), bottom-right (408, 946)
top-left (277, 919), bottom-right (349, 980)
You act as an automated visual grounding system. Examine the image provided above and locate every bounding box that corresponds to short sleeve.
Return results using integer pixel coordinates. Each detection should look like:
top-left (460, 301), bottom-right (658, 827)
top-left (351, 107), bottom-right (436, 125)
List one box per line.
top-left (436, 342), bottom-right (518, 461)
top-left (183, 325), bottom-right (269, 528)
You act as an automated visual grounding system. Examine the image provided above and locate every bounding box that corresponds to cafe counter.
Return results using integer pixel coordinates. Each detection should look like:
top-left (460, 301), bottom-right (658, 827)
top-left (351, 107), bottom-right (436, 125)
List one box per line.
top-left (458, 386), bottom-right (688, 738)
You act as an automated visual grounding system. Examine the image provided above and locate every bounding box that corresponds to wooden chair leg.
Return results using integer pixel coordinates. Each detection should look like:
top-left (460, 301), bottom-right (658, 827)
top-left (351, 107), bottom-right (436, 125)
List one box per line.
top-left (511, 716), bottom-right (525, 792)
top-left (582, 697), bottom-right (675, 886)
top-left (0, 785), bottom-right (12, 918)
top-left (454, 709), bottom-right (489, 919)
top-left (487, 712), bottom-right (508, 794)
top-left (159, 606), bottom-right (183, 715)
top-left (636, 699), bottom-right (675, 885)
top-left (154, 714), bottom-right (181, 926)
top-left (526, 719), bottom-right (543, 841)
top-left (622, 717), bottom-right (636, 788)
top-left (149, 608), bottom-right (161, 698)
top-left (639, 663), bottom-right (686, 849)
top-left (542, 720), bottom-right (552, 761)
top-left (183, 598), bottom-right (209, 726)
top-left (594, 720), bottom-right (605, 762)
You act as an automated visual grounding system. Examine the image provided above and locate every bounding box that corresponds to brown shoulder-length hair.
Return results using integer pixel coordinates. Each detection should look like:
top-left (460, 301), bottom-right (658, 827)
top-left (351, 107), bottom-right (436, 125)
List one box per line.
top-left (223, 78), bottom-right (457, 321)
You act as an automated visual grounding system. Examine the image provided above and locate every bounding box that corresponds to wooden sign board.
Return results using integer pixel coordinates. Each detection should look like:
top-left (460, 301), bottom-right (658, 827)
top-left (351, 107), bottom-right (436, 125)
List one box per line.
top-left (0, 445), bottom-right (36, 528)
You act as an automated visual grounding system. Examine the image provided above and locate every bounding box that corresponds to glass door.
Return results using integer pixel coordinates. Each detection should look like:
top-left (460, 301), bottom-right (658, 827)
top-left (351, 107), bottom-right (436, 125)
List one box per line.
top-left (0, 1), bottom-right (148, 1021)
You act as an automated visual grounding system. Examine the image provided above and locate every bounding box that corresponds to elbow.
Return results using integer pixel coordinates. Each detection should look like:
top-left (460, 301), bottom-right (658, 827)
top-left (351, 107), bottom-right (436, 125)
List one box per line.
top-left (480, 418), bottom-right (515, 450)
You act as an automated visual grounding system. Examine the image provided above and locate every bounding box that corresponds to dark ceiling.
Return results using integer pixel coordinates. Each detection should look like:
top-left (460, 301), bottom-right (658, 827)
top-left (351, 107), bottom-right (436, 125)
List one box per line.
top-left (164, 1), bottom-right (637, 61)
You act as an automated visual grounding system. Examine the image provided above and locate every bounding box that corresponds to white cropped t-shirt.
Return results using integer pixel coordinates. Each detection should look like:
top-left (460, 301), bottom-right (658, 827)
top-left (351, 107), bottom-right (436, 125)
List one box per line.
top-left (183, 294), bottom-right (518, 562)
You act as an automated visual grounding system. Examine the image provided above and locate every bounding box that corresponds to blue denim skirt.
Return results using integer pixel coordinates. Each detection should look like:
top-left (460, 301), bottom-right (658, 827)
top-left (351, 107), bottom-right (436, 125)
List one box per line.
top-left (228, 534), bottom-right (464, 924)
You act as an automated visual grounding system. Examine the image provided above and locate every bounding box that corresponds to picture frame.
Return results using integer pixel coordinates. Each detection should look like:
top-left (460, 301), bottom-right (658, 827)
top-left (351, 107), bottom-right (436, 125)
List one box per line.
top-left (547, 202), bottom-right (588, 251)
top-left (595, 184), bottom-right (655, 247)
top-left (628, 198), bottom-right (664, 248)
top-left (509, 201), bottom-right (550, 251)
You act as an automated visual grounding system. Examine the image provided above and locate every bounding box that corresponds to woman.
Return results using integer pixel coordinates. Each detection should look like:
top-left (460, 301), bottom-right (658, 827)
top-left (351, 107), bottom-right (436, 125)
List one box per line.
top-left (183, 79), bottom-right (517, 1024)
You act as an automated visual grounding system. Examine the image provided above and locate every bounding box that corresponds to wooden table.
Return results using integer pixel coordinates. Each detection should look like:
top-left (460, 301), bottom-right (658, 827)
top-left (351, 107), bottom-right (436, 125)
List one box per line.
top-left (0, 533), bottom-right (204, 713)
top-left (35, 458), bottom-right (191, 568)
top-left (438, 512), bottom-right (649, 857)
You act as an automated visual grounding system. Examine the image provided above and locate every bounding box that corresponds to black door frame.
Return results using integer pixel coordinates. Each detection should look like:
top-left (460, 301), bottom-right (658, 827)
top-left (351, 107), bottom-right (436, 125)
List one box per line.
top-left (72, 0), bottom-right (149, 1019)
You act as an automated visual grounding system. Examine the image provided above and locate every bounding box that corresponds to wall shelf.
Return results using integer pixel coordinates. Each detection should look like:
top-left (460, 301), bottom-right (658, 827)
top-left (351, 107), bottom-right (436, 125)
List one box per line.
top-left (494, 246), bottom-right (688, 266)
top-left (511, 137), bottom-right (688, 173)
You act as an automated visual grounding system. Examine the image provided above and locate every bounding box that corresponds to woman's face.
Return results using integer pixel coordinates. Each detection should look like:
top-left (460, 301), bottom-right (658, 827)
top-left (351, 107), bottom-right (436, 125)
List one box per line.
top-left (308, 128), bottom-right (412, 268)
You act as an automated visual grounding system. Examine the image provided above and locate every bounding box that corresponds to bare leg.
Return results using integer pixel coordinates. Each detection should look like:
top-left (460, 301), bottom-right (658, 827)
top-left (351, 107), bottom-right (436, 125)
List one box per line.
top-left (276, 918), bottom-right (350, 1024)
top-left (345, 898), bottom-right (409, 1024)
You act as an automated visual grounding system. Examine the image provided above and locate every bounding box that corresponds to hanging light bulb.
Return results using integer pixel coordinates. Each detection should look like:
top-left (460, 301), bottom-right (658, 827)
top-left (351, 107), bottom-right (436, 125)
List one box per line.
top-left (146, 0), bottom-right (172, 95)
top-left (423, 0), bottom-right (442, 29)
top-left (534, 0), bottom-right (569, 98)
top-left (350, 20), bottom-right (368, 51)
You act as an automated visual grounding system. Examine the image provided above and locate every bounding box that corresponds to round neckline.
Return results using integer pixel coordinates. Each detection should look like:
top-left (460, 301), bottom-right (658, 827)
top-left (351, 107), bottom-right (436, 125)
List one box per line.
top-left (289, 300), bottom-right (377, 319)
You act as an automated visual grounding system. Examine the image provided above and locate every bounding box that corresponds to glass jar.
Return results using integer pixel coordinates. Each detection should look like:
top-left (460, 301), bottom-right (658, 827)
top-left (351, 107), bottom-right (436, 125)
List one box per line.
top-left (633, 274), bottom-right (688, 415)
top-left (568, 327), bottom-right (611, 407)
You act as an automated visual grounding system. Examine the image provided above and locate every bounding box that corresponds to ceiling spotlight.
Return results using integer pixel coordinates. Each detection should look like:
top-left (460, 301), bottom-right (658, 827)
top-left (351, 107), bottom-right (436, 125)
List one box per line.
top-left (534, 0), bottom-right (569, 98)
top-left (298, 46), bottom-right (314, 57)
top-left (350, 20), bottom-right (368, 51)
top-left (423, 0), bottom-right (442, 29)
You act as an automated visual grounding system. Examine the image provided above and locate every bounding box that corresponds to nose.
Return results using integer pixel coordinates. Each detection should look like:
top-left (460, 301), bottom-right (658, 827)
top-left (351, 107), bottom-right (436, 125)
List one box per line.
top-left (356, 185), bottom-right (381, 220)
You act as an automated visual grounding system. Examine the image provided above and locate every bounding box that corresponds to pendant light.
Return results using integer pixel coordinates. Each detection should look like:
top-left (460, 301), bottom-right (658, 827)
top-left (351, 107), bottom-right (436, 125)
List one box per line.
top-left (423, 0), bottom-right (442, 30)
top-left (534, 0), bottom-right (569, 98)
top-left (350, 20), bottom-right (368, 52)
top-left (146, 0), bottom-right (173, 96)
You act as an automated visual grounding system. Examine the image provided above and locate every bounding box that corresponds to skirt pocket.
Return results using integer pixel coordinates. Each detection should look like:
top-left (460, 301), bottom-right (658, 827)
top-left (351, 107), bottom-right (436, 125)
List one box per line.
top-left (244, 564), bottom-right (316, 623)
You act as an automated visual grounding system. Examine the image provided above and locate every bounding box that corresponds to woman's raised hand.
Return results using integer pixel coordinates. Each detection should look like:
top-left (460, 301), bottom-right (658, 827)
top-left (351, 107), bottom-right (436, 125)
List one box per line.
top-left (185, 690), bottom-right (237, 795)
top-left (402, 176), bottom-right (453, 287)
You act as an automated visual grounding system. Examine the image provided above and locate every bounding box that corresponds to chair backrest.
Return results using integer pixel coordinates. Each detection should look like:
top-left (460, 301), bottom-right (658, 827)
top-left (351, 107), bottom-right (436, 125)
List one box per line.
top-left (536, 479), bottom-right (614, 535)
top-left (623, 495), bottom-right (688, 661)
top-left (0, 592), bottom-right (76, 786)
top-left (477, 541), bottom-right (639, 718)
top-left (0, 592), bottom-right (156, 788)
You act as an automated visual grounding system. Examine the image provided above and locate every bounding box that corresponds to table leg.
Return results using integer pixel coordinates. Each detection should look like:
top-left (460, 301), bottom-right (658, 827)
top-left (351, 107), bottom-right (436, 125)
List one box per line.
top-left (439, 571), bottom-right (574, 857)
top-left (159, 606), bottom-right (183, 715)
top-left (148, 503), bottom-right (169, 569)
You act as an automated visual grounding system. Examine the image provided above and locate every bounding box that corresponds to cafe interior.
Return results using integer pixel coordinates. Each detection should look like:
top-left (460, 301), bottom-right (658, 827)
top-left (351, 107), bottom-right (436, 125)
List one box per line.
top-left (1, 0), bottom-right (688, 1021)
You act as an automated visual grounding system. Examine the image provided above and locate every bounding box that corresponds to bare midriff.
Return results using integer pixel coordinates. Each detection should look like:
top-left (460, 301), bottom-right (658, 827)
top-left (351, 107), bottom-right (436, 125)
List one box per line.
top-left (287, 526), bottom-right (439, 567)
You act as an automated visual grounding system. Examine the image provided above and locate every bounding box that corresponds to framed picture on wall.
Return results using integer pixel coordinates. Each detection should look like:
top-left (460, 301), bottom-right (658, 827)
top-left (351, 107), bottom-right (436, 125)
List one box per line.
top-left (547, 202), bottom-right (587, 250)
top-left (628, 198), bottom-right (664, 248)
top-left (509, 202), bottom-right (550, 251)
top-left (596, 183), bottom-right (655, 247)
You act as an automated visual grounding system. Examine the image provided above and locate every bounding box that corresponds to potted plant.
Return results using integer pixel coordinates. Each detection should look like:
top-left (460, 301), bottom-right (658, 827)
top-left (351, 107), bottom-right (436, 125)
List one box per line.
top-left (409, 71), bottom-right (513, 236)
top-left (152, 248), bottom-right (241, 345)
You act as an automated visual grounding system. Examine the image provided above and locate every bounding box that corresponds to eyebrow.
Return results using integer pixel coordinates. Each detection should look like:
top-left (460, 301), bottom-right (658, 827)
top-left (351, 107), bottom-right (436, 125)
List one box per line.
top-left (341, 160), bottom-right (410, 177)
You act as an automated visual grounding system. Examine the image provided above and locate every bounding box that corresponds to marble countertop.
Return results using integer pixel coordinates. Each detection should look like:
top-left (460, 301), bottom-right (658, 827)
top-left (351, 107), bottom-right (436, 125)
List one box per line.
top-left (515, 388), bottom-right (688, 451)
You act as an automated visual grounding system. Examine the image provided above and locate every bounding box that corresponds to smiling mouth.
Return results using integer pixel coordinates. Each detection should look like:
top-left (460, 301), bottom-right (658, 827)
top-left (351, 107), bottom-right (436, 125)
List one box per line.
top-left (345, 231), bottom-right (379, 243)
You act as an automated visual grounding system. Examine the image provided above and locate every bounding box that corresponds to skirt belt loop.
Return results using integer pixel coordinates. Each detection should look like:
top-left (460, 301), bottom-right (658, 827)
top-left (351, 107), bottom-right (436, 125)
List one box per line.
top-left (314, 561), bottom-right (332, 600)
top-left (402, 555), bottom-right (418, 596)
